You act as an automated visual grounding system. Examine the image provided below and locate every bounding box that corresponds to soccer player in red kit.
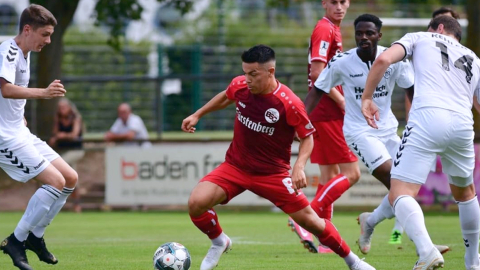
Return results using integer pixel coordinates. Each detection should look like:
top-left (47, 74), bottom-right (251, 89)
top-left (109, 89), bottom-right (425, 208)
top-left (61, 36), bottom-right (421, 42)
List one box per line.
top-left (287, 0), bottom-right (360, 254)
top-left (182, 45), bottom-right (375, 270)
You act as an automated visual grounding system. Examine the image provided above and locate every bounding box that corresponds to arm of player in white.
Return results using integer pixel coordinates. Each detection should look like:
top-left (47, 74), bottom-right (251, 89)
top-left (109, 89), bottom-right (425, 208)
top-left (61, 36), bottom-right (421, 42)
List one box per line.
top-left (0, 78), bottom-right (65, 99)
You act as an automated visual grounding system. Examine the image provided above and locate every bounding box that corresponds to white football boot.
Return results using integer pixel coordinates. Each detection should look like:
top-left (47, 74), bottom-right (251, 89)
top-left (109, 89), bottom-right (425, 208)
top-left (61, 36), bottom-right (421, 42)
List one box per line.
top-left (200, 235), bottom-right (232, 270)
top-left (413, 247), bottom-right (444, 270)
top-left (350, 258), bottom-right (376, 270)
top-left (357, 212), bottom-right (374, 254)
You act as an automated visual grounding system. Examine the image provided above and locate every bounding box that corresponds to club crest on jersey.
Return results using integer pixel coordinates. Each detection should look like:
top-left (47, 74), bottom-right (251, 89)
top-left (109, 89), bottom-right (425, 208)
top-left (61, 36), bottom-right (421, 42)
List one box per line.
top-left (383, 67), bottom-right (393, 79)
top-left (265, 108), bottom-right (280, 123)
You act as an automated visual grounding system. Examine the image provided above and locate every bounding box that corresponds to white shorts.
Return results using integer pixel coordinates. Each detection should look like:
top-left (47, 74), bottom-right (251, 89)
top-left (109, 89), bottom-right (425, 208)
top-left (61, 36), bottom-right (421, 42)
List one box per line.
top-left (0, 133), bottom-right (59, 182)
top-left (391, 108), bottom-right (475, 187)
top-left (347, 131), bottom-right (400, 174)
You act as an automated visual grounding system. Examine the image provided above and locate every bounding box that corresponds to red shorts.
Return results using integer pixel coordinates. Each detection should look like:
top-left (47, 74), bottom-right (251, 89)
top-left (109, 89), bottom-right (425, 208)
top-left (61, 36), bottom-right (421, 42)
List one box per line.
top-left (200, 162), bottom-right (309, 214)
top-left (310, 120), bottom-right (358, 165)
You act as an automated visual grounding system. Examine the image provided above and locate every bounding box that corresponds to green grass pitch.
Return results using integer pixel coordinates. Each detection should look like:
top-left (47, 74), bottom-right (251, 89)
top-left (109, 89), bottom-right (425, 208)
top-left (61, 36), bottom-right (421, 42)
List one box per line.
top-left (0, 211), bottom-right (465, 269)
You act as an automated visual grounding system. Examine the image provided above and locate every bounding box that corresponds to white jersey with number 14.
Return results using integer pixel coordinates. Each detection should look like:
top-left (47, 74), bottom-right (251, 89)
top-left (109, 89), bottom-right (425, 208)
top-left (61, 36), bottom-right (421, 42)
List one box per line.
top-left (395, 32), bottom-right (480, 122)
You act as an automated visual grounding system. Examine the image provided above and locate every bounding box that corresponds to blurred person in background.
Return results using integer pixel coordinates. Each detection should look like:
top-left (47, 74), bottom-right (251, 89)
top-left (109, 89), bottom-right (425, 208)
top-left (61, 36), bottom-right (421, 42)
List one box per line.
top-left (361, 15), bottom-right (480, 270)
top-left (0, 4), bottom-right (78, 270)
top-left (104, 103), bottom-right (151, 148)
top-left (48, 97), bottom-right (84, 213)
top-left (182, 44), bottom-right (376, 270)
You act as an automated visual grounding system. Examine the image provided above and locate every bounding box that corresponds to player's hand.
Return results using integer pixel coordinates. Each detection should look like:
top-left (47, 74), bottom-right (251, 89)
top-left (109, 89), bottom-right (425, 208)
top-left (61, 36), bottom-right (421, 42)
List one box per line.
top-left (23, 117), bottom-right (27, 126)
top-left (44, 79), bottom-right (66, 98)
top-left (181, 115), bottom-right (199, 133)
top-left (291, 167), bottom-right (307, 195)
top-left (361, 98), bottom-right (379, 129)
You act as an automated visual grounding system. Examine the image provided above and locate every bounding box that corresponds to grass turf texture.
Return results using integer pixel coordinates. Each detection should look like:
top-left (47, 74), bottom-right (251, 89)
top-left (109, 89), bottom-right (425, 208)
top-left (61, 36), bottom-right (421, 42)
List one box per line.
top-left (0, 211), bottom-right (464, 270)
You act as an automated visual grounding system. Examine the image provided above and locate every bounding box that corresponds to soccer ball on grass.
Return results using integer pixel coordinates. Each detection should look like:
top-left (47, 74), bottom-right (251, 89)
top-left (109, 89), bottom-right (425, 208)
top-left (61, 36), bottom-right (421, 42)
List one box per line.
top-left (153, 242), bottom-right (191, 270)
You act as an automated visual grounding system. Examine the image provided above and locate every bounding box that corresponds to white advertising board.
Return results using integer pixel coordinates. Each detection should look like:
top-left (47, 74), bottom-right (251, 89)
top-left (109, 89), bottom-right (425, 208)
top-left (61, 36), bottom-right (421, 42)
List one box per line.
top-left (105, 142), bottom-right (387, 206)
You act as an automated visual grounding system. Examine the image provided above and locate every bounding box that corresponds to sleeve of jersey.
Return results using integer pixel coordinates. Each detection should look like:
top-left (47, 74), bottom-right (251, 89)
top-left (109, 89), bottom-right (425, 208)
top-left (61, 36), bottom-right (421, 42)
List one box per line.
top-left (286, 97), bottom-right (316, 138)
top-left (225, 75), bottom-right (245, 100)
top-left (0, 49), bottom-right (16, 84)
top-left (395, 59), bottom-right (415, 88)
top-left (393, 33), bottom-right (417, 60)
top-left (310, 24), bottom-right (332, 63)
top-left (313, 59), bottom-right (340, 94)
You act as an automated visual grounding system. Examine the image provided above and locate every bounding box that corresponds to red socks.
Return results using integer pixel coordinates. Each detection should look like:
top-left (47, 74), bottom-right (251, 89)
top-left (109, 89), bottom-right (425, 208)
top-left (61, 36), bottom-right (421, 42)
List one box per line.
top-left (311, 174), bottom-right (350, 220)
top-left (190, 209), bottom-right (223, 239)
top-left (317, 219), bottom-right (351, 257)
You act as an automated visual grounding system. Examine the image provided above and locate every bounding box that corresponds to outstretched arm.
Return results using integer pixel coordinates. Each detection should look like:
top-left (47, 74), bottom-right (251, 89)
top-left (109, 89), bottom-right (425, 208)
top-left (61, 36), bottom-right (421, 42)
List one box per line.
top-left (1, 78), bottom-right (66, 99)
top-left (181, 90), bottom-right (234, 133)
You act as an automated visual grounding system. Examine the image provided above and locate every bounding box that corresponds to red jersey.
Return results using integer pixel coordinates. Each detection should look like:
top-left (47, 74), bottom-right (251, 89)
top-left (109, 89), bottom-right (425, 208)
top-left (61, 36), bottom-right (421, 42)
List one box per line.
top-left (225, 76), bottom-right (315, 175)
top-left (308, 17), bottom-right (344, 122)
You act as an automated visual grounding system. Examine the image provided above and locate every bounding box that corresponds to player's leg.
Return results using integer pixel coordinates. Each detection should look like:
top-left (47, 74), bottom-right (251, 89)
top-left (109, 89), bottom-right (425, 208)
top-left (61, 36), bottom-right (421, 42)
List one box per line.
top-left (26, 156), bottom-right (78, 264)
top-left (390, 112), bottom-right (446, 269)
top-left (289, 207), bottom-right (375, 270)
top-left (310, 120), bottom-right (359, 220)
top-left (442, 123), bottom-right (478, 269)
top-left (0, 141), bottom-right (65, 270)
top-left (450, 179), bottom-right (479, 269)
top-left (189, 163), bottom-right (243, 270)
top-left (254, 173), bottom-right (375, 269)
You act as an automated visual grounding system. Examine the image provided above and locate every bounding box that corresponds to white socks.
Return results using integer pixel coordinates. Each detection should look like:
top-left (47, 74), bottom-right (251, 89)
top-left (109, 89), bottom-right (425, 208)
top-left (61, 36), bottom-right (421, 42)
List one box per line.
top-left (392, 217), bottom-right (404, 234)
top-left (14, 185), bottom-right (61, 241)
top-left (32, 187), bottom-right (75, 238)
top-left (393, 195), bottom-right (434, 257)
top-left (211, 232), bottom-right (228, 246)
top-left (343, 251), bottom-right (360, 267)
top-left (367, 194), bottom-right (395, 228)
top-left (458, 196), bottom-right (480, 268)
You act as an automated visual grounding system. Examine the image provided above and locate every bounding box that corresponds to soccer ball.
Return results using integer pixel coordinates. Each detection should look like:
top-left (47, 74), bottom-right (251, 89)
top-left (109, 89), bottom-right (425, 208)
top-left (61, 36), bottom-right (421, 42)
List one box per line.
top-left (153, 242), bottom-right (191, 270)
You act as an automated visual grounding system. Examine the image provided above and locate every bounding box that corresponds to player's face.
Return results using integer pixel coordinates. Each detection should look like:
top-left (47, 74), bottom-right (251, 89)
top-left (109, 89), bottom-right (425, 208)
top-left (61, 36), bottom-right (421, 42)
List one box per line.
top-left (242, 62), bottom-right (272, 95)
top-left (355, 21), bottom-right (381, 53)
top-left (322, 0), bottom-right (349, 23)
top-left (25, 25), bottom-right (54, 52)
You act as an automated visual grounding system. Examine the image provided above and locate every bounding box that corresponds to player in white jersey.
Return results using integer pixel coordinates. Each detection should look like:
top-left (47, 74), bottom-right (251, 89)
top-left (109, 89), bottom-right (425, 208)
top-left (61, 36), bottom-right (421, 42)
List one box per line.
top-left (306, 13), bottom-right (450, 257)
top-left (362, 15), bottom-right (480, 270)
top-left (0, 5), bottom-right (79, 270)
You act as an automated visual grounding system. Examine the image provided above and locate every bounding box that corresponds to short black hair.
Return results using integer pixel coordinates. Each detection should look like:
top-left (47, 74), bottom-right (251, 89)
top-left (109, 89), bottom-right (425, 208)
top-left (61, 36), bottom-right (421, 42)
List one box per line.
top-left (241, 45), bottom-right (275, 64)
top-left (432, 7), bottom-right (460, 19)
top-left (428, 15), bottom-right (462, 42)
top-left (354, 14), bottom-right (383, 32)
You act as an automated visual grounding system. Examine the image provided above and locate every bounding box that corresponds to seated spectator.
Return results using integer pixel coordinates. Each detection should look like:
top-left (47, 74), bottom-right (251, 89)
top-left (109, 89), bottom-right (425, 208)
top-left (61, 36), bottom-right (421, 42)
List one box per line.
top-left (48, 98), bottom-right (84, 213)
top-left (105, 103), bottom-right (151, 147)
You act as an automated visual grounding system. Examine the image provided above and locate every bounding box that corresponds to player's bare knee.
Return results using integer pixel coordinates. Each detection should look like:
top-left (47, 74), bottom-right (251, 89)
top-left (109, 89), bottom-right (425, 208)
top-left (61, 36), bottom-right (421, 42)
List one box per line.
top-left (48, 175), bottom-right (66, 190)
top-left (345, 168), bottom-right (360, 185)
top-left (187, 196), bottom-right (208, 216)
top-left (63, 168), bottom-right (78, 188)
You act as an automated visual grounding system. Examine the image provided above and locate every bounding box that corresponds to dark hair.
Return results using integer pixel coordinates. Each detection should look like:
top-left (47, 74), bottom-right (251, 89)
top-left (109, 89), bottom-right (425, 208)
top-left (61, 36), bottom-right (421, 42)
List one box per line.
top-left (432, 7), bottom-right (460, 19)
top-left (19, 4), bottom-right (57, 33)
top-left (241, 45), bottom-right (275, 64)
top-left (428, 15), bottom-right (462, 42)
top-left (354, 14), bottom-right (383, 32)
